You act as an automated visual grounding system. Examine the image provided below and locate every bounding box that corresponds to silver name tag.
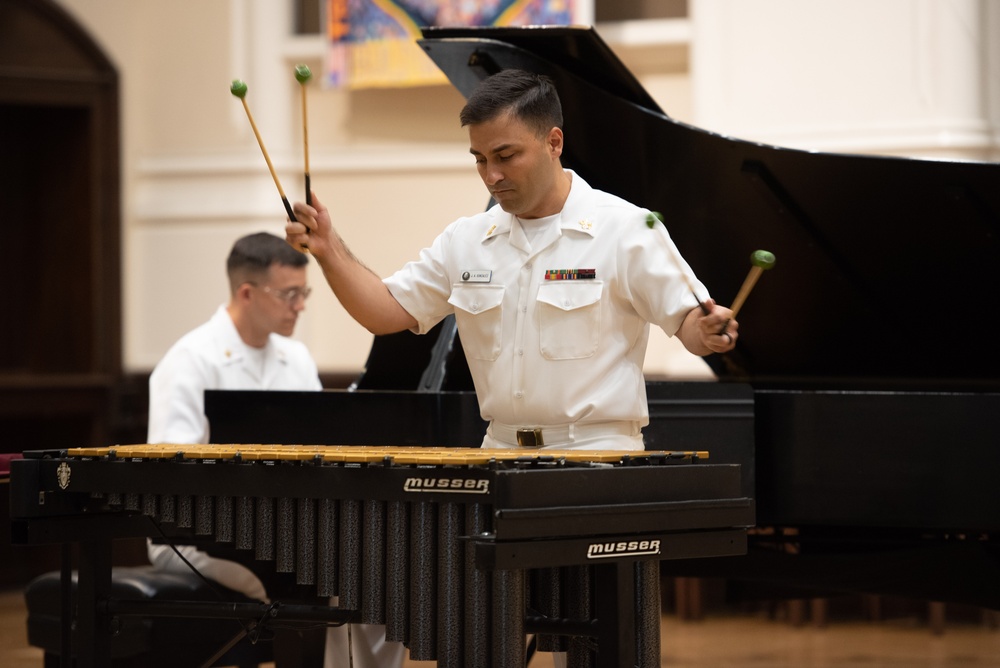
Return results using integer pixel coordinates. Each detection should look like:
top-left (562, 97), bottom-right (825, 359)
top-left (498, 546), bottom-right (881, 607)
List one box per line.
top-left (461, 270), bottom-right (492, 283)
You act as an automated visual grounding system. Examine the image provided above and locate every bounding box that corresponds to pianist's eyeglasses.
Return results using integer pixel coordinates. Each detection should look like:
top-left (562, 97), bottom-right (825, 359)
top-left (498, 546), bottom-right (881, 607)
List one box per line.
top-left (248, 283), bottom-right (312, 305)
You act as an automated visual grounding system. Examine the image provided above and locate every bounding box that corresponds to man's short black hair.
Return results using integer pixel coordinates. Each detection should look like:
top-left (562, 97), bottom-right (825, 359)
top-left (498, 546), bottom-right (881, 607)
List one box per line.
top-left (459, 69), bottom-right (563, 137)
top-left (227, 232), bottom-right (307, 288)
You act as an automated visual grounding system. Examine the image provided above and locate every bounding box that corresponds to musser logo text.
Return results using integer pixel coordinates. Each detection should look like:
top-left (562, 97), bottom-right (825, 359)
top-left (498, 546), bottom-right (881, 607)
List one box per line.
top-left (586, 539), bottom-right (661, 559)
top-left (403, 477), bottom-right (490, 494)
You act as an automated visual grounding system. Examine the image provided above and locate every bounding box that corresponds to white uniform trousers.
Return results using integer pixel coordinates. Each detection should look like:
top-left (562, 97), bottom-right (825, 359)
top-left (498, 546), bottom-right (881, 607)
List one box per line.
top-left (323, 598), bottom-right (405, 668)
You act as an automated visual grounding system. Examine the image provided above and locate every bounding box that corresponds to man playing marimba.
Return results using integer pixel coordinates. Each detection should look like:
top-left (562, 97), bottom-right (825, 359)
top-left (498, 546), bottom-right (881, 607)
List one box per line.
top-left (289, 72), bottom-right (739, 666)
top-left (286, 69), bottom-right (737, 454)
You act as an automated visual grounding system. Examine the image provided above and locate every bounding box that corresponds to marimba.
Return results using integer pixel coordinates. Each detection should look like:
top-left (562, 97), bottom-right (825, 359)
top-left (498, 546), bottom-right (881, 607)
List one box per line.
top-left (10, 445), bottom-right (752, 667)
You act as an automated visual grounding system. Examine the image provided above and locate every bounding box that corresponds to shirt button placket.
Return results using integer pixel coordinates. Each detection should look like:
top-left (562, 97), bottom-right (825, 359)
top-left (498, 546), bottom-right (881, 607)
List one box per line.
top-left (511, 261), bottom-right (533, 412)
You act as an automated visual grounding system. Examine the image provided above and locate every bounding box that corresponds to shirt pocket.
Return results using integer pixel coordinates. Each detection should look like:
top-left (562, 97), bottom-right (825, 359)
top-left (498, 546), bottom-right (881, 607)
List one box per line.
top-left (449, 285), bottom-right (505, 361)
top-left (536, 281), bottom-right (603, 360)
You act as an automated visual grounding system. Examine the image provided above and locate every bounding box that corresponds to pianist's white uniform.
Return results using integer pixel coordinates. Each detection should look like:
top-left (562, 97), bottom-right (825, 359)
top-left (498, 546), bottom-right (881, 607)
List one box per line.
top-left (146, 304), bottom-right (403, 668)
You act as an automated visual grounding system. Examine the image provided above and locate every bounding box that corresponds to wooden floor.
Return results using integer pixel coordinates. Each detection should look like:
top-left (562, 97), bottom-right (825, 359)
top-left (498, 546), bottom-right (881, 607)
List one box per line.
top-left (3, 587), bottom-right (998, 668)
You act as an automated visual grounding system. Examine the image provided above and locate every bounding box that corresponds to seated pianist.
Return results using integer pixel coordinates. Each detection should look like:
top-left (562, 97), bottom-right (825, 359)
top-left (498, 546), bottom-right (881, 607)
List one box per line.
top-left (146, 231), bottom-right (402, 668)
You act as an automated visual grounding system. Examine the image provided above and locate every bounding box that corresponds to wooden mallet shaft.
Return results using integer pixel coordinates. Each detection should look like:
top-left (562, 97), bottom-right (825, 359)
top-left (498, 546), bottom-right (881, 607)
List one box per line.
top-left (294, 65), bottom-right (313, 206)
top-left (648, 211), bottom-right (711, 314)
top-left (230, 79), bottom-right (297, 222)
top-left (730, 250), bottom-right (776, 320)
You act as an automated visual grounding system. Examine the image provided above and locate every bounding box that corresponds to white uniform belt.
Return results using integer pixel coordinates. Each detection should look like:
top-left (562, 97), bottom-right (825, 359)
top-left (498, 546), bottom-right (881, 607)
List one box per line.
top-left (488, 421), bottom-right (640, 448)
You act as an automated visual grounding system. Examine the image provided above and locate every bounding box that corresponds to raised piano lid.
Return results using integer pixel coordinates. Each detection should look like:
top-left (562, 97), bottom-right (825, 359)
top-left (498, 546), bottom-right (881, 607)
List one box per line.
top-left (419, 25), bottom-right (1000, 392)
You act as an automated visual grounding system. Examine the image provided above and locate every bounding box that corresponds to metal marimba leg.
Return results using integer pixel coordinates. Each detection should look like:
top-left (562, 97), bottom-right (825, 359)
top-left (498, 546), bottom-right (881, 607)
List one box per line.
top-left (593, 562), bottom-right (634, 668)
top-left (76, 539), bottom-right (113, 668)
top-left (533, 567), bottom-right (567, 653)
top-left (566, 565), bottom-right (594, 668)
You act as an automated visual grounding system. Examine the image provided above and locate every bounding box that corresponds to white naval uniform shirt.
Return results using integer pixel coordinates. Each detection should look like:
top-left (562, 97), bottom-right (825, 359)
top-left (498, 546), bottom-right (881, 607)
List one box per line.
top-left (147, 304), bottom-right (321, 445)
top-left (384, 170), bottom-right (709, 431)
top-left (146, 304), bottom-right (322, 599)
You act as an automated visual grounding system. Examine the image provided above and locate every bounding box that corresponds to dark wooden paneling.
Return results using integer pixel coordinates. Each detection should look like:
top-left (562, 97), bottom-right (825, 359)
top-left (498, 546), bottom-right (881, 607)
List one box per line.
top-left (0, 0), bottom-right (124, 587)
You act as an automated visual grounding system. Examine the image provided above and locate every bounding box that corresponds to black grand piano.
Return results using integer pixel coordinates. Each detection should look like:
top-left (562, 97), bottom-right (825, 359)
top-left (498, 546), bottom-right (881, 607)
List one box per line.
top-left (213, 24), bottom-right (1000, 613)
top-left (423, 25), bottom-right (1000, 611)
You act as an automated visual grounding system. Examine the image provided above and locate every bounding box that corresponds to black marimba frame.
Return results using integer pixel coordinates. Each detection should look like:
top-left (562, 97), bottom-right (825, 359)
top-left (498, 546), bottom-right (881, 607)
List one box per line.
top-left (16, 519), bottom-right (693, 668)
top-left (11, 448), bottom-right (752, 668)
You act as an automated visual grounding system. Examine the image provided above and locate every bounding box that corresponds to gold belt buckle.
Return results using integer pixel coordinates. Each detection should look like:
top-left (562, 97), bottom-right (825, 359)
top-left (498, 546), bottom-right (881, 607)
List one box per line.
top-left (516, 428), bottom-right (544, 448)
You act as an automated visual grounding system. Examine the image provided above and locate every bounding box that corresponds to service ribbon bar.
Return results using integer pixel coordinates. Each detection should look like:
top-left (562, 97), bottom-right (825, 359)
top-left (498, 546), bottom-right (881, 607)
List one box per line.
top-left (544, 268), bottom-right (597, 280)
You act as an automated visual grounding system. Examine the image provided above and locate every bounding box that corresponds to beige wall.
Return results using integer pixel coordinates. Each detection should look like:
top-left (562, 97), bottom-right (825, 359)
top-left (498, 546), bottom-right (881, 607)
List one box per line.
top-left (56, 0), bottom-right (490, 376)
top-left (53, 0), bottom-right (997, 381)
top-left (690, 0), bottom-right (1000, 161)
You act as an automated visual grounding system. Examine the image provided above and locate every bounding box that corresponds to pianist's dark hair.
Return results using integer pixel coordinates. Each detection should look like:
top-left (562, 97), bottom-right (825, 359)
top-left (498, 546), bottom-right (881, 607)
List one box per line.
top-left (459, 69), bottom-right (563, 136)
top-left (227, 232), bottom-right (307, 286)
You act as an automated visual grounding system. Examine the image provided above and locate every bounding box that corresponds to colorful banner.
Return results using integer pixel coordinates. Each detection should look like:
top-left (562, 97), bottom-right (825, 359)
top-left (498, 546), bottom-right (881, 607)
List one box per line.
top-left (326, 0), bottom-right (575, 88)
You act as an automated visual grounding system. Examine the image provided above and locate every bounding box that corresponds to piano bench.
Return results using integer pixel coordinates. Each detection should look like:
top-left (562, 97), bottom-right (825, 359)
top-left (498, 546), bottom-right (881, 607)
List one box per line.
top-left (24, 566), bottom-right (275, 668)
